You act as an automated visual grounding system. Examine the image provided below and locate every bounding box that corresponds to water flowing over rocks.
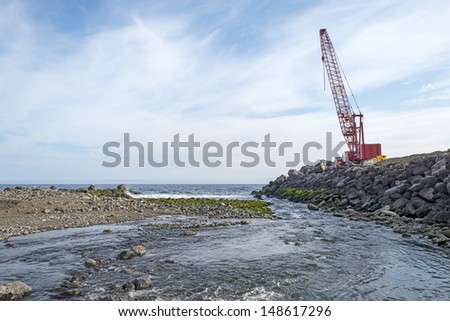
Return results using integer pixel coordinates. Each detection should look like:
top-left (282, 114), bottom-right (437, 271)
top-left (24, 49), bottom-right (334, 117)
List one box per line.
top-left (257, 150), bottom-right (450, 246)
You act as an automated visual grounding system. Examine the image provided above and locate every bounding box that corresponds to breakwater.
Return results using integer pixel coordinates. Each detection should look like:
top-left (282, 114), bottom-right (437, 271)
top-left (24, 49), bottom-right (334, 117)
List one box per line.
top-left (257, 150), bottom-right (450, 247)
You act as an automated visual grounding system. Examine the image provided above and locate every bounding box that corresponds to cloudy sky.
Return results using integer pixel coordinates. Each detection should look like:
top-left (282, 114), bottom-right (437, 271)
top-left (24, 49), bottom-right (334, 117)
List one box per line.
top-left (1, 0), bottom-right (450, 184)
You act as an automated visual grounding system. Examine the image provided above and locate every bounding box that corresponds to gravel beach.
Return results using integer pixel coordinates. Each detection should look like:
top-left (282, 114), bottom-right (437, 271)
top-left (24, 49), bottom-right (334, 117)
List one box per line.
top-left (0, 186), bottom-right (272, 241)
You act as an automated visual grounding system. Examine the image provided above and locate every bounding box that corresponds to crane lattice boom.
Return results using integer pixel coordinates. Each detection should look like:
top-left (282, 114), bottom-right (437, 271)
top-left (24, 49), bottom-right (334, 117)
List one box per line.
top-left (319, 28), bottom-right (364, 161)
top-left (320, 28), bottom-right (382, 162)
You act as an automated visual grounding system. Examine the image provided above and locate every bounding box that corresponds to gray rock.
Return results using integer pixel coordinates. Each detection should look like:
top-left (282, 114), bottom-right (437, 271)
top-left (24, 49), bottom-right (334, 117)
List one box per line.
top-left (395, 182), bottom-right (410, 194)
top-left (384, 186), bottom-right (398, 195)
top-left (412, 165), bottom-right (428, 176)
top-left (418, 187), bottom-right (435, 202)
top-left (111, 283), bottom-right (121, 291)
top-left (118, 250), bottom-right (133, 260)
top-left (437, 168), bottom-right (450, 181)
top-left (443, 230), bottom-right (450, 238)
top-left (132, 245), bottom-right (146, 256)
top-left (117, 184), bottom-right (127, 191)
top-left (447, 183), bottom-right (450, 195)
top-left (411, 197), bottom-right (425, 209)
top-left (274, 175), bottom-right (287, 185)
top-left (0, 281), bottom-right (32, 300)
top-left (422, 176), bottom-right (439, 188)
top-left (122, 281), bottom-right (135, 292)
top-left (409, 175), bottom-right (423, 184)
top-left (392, 198), bottom-right (408, 211)
top-left (183, 230), bottom-right (197, 236)
top-left (88, 184), bottom-right (97, 191)
top-left (380, 209), bottom-right (398, 217)
top-left (307, 203), bottom-right (319, 211)
top-left (433, 234), bottom-right (448, 245)
top-left (84, 258), bottom-right (97, 268)
top-left (133, 275), bottom-right (153, 290)
top-left (434, 182), bottom-right (447, 194)
top-left (431, 158), bottom-right (448, 172)
top-left (432, 211), bottom-right (450, 224)
top-left (288, 169), bottom-right (300, 177)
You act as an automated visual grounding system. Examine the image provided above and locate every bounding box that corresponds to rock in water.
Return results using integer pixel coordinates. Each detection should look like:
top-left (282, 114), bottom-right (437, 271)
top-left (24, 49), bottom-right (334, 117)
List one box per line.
top-left (118, 250), bottom-right (133, 260)
top-left (307, 203), bottom-right (319, 211)
top-left (84, 258), bottom-right (97, 268)
top-left (133, 276), bottom-right (153, 290)
top-left (183, 230), bottom-right (197, 236)
top-left (133, 245), bottom-right (146, 256)
top-left (122, 281), bottom-right (135, 292)
top-left (0, 281), bottom-right (32, 300)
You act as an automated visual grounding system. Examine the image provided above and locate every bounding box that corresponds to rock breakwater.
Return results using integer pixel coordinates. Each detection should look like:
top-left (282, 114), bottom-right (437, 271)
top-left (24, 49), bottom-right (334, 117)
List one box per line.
top-left (257, 150), bottom-right (450, 246)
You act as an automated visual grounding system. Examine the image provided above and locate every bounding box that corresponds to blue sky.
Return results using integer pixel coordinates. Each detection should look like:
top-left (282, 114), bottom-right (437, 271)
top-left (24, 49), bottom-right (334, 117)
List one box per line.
top-left (1, 0), bottom-right (450, 183)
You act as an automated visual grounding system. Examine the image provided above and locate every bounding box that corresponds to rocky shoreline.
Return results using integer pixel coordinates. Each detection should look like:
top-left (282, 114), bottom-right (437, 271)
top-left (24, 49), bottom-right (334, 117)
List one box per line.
top-left (256, 149), bottom-right (450, 247)
top-left (0, 185), bottom-right (273, 300)
top-left (0, 185), bottom-right (272, 241)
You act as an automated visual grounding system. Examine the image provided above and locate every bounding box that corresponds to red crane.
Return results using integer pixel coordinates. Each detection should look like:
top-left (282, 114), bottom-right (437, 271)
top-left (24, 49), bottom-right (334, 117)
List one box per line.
top-left (319, 28), bottom-right (381, 162)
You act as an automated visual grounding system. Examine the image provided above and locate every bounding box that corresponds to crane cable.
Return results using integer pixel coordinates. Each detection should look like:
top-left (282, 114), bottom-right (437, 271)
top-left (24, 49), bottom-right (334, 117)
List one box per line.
top-left (322, 59), bottom-right (326, 91)
top-left (335, 53), bottom-right (362, 114)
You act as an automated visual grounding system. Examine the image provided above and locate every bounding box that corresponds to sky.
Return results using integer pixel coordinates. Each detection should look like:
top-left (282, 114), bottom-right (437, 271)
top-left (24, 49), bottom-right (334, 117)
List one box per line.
top-left (1, 0), bottom-right (450, 184)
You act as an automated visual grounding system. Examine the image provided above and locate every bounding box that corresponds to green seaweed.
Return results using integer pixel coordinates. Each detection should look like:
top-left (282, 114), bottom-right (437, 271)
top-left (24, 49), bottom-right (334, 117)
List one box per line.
top-left (146, 198), bottom-right (272, 217)
top-left (281, 187), bottom-right (329, 202)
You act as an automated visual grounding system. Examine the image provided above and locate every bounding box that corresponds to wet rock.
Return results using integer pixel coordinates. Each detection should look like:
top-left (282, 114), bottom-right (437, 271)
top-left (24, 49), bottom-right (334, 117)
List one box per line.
top-left (118, 250), bottom-right (134, 260)
top-left (84, 258), bottom-right (97, 268)
top-left (122, 281), bottom-right (135, 292)
top-left (60, 288), bottom-right (81, 297)
top-left (183, 230), bottom-right (197, 236)
top-left (5, 241), bottom-right (15, 248)
top-left (132, 245), bottom-right (146, 256)
top-left (133, 275), bottom-right (153, 290)
top-left (443, 229), bottom-right (450, 238)
top-left (111, 283), bottom-right (121, 291)
top-left (307, 203), bottom-right (319, 211)
top-left (0, 281), bottom-right (32, 300)
top-left (433, 234), bottom-right (448, 245)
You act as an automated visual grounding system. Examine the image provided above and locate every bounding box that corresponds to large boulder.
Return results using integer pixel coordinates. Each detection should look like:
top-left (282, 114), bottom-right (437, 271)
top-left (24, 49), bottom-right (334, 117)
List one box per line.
top-left (434, 182), bottom-right (447, 194)
top-left (418, 187), bottom-right (436, 202)
top-left (0, 281), bottom-right (32, 300)
top-left (412, 164), bottom-right (428, 176)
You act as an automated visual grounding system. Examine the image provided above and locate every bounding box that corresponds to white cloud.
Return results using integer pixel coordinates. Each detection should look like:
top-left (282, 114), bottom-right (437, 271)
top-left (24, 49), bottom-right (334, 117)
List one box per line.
top-left (0, 0), bottom-right (450, 183)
